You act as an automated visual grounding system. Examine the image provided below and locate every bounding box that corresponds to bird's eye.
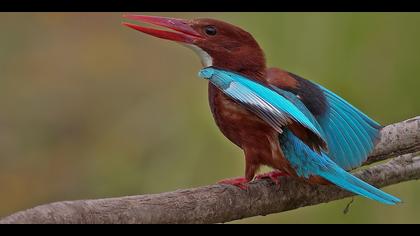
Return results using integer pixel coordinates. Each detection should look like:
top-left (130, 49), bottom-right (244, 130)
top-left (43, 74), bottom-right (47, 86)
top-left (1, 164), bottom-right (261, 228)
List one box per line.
top-left (204, 26), bottom-right (217, 36)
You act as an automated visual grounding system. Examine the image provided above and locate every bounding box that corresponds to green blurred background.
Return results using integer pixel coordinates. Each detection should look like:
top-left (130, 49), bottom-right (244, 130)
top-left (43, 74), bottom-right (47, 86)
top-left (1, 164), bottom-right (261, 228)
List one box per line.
top-left (0, 13), bottom-right (419, 223)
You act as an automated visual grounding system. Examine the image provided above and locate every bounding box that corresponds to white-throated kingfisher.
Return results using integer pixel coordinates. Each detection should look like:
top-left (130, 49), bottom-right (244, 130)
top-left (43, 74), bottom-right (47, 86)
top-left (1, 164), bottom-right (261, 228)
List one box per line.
top-left (122, 15), bottom-right (401, 205)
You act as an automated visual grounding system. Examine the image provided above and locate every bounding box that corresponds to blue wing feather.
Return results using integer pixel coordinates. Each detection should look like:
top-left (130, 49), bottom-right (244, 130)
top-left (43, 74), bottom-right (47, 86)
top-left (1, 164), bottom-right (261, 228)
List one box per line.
top-left (316, 84), bottom-right (382, 170)
top-left (328, 110), bottom-right (360, 166)
top-left (268, 85), bottom-right (324, 136)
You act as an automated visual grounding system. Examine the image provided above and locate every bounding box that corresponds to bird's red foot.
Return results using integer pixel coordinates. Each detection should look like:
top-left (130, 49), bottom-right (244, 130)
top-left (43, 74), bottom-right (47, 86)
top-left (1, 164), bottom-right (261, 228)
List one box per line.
top-left (254, 170), bottom-right (289, 185)
top-left (218, 177), bottom-right (249, 190)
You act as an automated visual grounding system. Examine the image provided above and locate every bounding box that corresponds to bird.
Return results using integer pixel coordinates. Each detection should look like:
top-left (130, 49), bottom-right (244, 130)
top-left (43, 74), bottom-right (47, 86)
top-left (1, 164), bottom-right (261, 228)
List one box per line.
top-left (122, 14), bottom-right (401, 205)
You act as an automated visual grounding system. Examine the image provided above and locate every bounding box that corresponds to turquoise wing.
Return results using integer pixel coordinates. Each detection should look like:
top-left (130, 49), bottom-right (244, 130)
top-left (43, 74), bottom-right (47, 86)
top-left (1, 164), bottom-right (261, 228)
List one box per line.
top-left (316, 84), bottom-right (382, 170)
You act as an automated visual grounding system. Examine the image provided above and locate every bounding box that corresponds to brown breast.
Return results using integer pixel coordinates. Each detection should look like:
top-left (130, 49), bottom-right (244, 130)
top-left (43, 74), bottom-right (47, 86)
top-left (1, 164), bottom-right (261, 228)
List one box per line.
top-left (208, 83), bottom-right (294, 172)
top-left (208, 83), bottom-right (267, 147)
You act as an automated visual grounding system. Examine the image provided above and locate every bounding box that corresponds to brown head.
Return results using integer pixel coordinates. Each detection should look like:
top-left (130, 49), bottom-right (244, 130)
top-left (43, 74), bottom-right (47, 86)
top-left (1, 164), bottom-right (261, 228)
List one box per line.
top-left (122, 15), bottom-right (266, 80)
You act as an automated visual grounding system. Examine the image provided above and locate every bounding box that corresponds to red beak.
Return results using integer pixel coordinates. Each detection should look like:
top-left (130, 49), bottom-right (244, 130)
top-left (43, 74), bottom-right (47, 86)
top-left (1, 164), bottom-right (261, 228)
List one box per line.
top-left (122, 14), bottom-right (203, 43)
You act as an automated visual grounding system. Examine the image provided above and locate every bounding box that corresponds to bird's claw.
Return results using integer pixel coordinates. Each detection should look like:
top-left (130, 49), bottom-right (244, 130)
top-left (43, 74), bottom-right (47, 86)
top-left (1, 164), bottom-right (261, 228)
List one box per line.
top-left (218, 177), bottom-right (249, 190)
top-left (254, 170), bottom-right (289, 185)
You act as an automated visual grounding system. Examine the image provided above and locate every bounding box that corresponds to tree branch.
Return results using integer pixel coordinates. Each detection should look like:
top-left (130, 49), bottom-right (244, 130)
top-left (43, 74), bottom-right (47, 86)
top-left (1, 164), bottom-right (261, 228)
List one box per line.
top-left (1, 117), bottom-right (419, 224)
top-left (366, 116), bottom-right (420, 164)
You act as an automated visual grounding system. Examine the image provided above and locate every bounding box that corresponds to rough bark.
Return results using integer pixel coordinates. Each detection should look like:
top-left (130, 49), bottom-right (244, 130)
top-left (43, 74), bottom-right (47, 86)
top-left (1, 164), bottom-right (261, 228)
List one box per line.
top-left (366, 116), bottom-right (420, 164)
top-left (1, 117), bottom-right (419, 224)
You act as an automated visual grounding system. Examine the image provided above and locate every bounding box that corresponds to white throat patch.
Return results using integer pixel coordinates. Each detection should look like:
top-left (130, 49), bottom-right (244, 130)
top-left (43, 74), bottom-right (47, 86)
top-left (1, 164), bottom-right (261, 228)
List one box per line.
top-left (182, 44), bottom-right (213, 67)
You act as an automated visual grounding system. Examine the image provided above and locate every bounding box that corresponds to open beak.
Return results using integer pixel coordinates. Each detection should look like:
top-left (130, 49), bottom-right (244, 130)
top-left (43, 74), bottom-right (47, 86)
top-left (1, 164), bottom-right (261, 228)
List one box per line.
top-left (122, 14), bottom-right (203, 44)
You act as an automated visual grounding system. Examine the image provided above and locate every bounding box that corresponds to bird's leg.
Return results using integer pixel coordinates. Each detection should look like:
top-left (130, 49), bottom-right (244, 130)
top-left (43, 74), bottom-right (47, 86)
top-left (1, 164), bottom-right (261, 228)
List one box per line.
top-left (254, 170), bottom-right (289, 185)
top-left (218, 154), bottom-right (259, 190)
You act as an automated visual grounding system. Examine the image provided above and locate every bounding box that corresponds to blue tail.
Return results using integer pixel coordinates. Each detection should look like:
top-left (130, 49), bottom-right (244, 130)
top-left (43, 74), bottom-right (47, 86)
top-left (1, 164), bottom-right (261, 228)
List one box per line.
top-left (319, 164), bottom-right (401, 205)
top-left (280, 130), bottom-right (401, 205)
